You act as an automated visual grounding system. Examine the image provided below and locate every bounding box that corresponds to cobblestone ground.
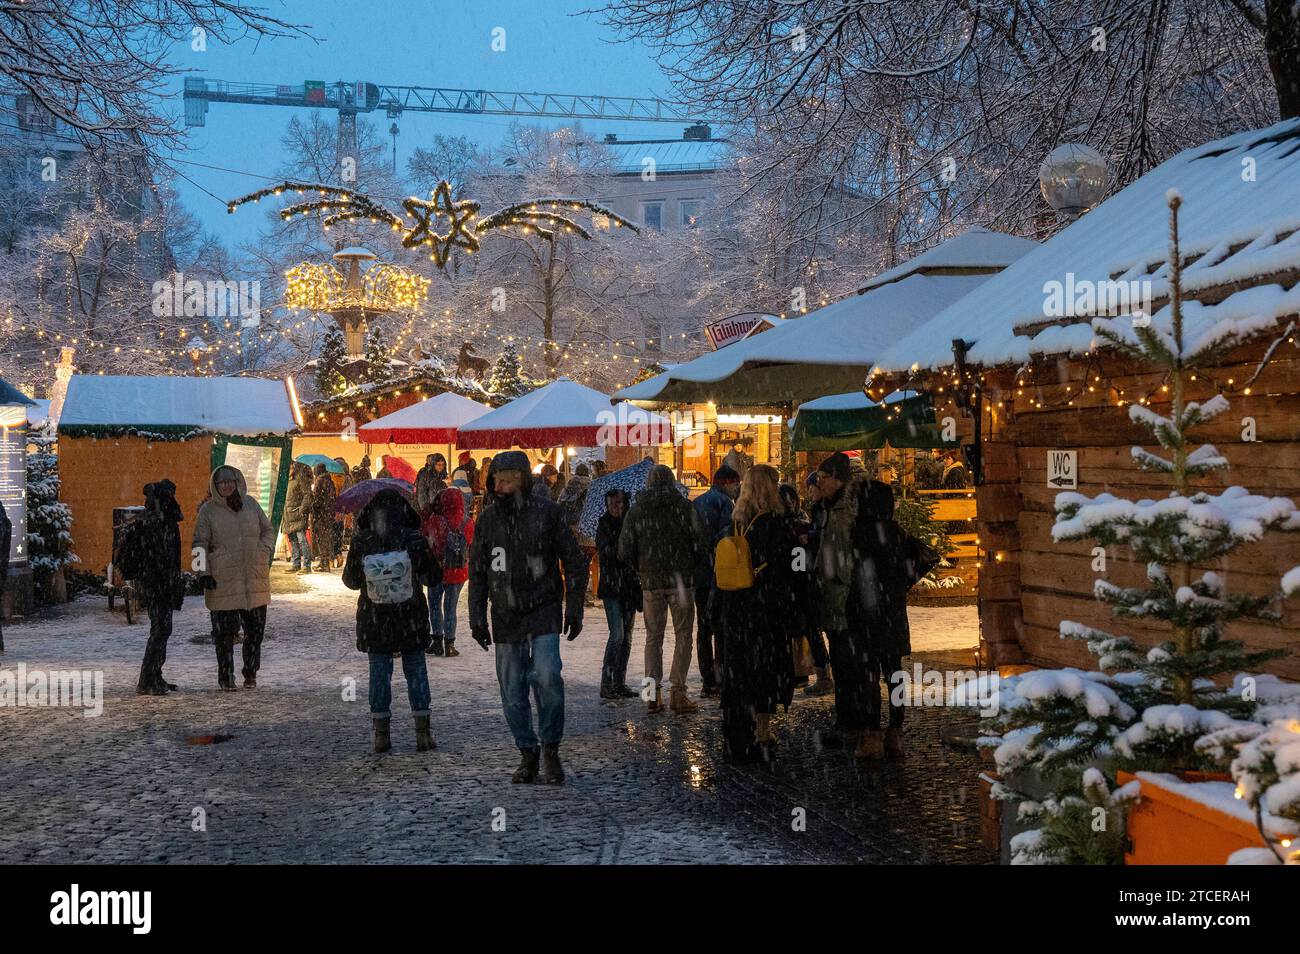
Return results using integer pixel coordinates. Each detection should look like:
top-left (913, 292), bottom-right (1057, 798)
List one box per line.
top-left (0, 568), bottom-right (993, 864)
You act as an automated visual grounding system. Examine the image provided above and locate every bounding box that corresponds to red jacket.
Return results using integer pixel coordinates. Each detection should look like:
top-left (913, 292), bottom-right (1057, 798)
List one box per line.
top-left (422, 486), bottom-right (475, 585)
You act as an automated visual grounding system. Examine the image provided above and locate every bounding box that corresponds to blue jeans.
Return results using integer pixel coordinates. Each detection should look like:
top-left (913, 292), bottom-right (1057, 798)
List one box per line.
top-left (289, 529), bottom-right (311, 569)
top-left (429, 581), bottom-right (465, 642)
top-left (368, 650), bottom-right (431, 718)
top-left (601, 598), bottom-right (635, 690)
top-left (494, 634), bottom-right (564, 749)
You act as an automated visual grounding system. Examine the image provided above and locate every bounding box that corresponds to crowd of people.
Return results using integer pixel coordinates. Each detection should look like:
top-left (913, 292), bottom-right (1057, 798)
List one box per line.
top-left (116, 447), bottom-right (937, 784)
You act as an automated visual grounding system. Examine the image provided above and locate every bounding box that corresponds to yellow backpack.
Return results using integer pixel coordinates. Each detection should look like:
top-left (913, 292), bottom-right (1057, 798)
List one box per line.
top-left (714, 514), bottom-right (766, 591)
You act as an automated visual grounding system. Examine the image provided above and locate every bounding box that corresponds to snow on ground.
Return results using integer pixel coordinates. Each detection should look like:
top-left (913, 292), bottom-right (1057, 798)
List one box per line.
top-left (0, 567), bottom-right (981, 864)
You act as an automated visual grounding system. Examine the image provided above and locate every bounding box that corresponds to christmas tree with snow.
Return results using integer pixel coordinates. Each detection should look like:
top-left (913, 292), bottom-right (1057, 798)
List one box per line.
top-left (25, 425), bottom-right (77, 602)
top-left (364, 325), bottom-right (394, 386)
top-left (486, 343), bottom-right (529, 397)
top-left (985, 191), bottom-right (1300, 864)
top-left (315, 324), bottom-right (348, 398)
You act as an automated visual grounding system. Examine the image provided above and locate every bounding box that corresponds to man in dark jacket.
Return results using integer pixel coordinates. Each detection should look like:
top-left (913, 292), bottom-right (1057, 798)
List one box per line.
top-left (0, 501), bottom-right (11, 654)
top-left (468, 451), bottom-right (588, 785)
top-left (283, 463), bottom-right (313, 573)
top-left (122, 480), bottom-right (185, 695)
top-left (852, 479), bottom-right (938, 759)
top-left (690, 464), bottom-right (738, 695)
top-left (415, 453), bottom-right (449, 515)
top-left (343, 488), bottom-right (438, 753)
top-left (596, 489), bottom-right (639, 699)
top-left (619, 464), bottom-right (707, 714)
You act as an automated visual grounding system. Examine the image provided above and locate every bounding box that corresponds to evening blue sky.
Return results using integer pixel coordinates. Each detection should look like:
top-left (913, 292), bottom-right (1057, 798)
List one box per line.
top-left (162, 1), bottom-right (686, 246)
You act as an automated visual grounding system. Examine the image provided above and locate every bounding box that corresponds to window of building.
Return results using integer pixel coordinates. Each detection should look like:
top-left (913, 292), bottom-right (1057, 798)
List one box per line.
top-left (679, 199), bottom-right (702, 228)
top-left (641, 201), bottom-right (663, 231)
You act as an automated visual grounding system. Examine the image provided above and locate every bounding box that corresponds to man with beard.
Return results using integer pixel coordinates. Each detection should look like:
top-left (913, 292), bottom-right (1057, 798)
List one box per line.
top-left (468, 451), bottom-right (588, 785)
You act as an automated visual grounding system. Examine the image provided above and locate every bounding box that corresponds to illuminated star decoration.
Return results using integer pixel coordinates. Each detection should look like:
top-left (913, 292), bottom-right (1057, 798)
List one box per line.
top-left (228, 181), bottom-right (640, 269)
top-left (402, 180), bottom-right (481, 265)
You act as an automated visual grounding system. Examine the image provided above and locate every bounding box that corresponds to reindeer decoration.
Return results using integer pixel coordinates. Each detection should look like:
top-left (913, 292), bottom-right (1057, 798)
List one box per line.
top-left (456, 342), bottom-right (491, 380)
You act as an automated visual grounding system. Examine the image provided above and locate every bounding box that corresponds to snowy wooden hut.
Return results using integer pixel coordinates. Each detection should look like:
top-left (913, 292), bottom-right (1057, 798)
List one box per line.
top-left (57, 376), bottom-right (300, 576)
top-left (867, 119), bottom-right (1300, 677)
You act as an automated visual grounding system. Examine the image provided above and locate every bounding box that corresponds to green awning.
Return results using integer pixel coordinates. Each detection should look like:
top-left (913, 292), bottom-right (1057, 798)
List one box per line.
top-left (791, 393), bottom-right (958, 451)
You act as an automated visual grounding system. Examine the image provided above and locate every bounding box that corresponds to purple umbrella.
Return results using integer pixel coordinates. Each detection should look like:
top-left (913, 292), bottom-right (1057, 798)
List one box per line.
top-left (335, 477), bottom-right (416, 514)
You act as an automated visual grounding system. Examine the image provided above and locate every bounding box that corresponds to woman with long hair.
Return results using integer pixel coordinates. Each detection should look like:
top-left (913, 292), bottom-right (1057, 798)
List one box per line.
top-left (716, 464), bottom-right (798, 763)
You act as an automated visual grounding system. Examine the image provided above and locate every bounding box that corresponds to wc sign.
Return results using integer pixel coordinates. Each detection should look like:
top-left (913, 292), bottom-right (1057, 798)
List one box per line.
top-left (1047, 450), bottom-right (1077, 489)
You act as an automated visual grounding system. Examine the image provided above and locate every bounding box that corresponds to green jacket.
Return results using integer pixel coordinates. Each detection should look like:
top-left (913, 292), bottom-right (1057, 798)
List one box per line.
top-left (618, 483), bottom-right (707, 593)
top-left (815, 481), bottom-right (860, 631)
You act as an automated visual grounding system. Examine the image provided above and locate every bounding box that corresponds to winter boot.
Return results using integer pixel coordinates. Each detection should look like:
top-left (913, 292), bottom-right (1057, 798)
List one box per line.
top-left (414, 714), bottom-right (435, 752)
top-left (243, 675), bottom-right (257, 689)
top-left (855, 729), bottom-right (885, 760)
top-left (646, 685), bottom-right (664, 713)
top-left (444, 642), bottom-right (460, 658)
top-left (512, 747), bottom-right (540, 783)
top-left (427, 634), bottom-right (445, 657)
top-left (669, 687), bottom-right (699, 714)
top-left (884, 727), bottom-right (904, 758)
top-left (372, 717), bottom-right (392, 754)
top-left (614, 685), bottom-right (639, 698)
top-left (541, 744), bottom-right (565, 785)
top-left (804, 667), bottom-right (835, 696)
top-left (600, 685), bottom-right (619, 700)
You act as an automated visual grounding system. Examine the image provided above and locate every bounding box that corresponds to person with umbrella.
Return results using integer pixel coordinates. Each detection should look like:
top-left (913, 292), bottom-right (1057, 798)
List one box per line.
top-left (343, 488), bottom-right (438, 753)
top-left (310, 463), bottom-right (338, 572)
top-left (467, 452), bottom-right (588, 785)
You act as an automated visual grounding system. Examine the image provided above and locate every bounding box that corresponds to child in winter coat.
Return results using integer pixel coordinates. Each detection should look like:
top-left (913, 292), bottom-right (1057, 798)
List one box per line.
top-left (422, 486), bottom-right (474, 658)
top-left (342, 488), bottom-right (439, 753)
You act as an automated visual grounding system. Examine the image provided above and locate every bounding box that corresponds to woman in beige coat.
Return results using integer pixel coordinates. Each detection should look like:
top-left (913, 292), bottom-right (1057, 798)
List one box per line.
top-left (194, 465), bottom-right (274, 690)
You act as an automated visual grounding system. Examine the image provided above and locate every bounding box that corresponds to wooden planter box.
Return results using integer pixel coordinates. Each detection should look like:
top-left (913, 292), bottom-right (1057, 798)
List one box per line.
top-left (1119, 770), bottom-right (1288, 865)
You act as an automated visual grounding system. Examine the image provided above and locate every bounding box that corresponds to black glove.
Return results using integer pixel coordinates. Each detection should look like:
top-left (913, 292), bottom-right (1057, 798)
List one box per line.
top-left (564, 615), bottom-right (582, 641)
top-left (472, 628), bottom-right (492, 651)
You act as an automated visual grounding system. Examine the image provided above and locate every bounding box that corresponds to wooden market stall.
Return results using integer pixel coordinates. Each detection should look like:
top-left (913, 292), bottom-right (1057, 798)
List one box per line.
top-left (613, 228), bottom-right (1037, 494)
top-left (867, 119), bottom-right (1300, 678)
top-left (57, 375), bottom-right (300, 576)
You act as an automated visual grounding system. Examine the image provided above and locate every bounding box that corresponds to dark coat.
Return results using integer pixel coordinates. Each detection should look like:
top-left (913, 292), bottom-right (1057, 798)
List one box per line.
top-left (138, 484), bottom-right (184, 612)
top-left (0, 502), bottom-right (10, 589)
top-left (310, 471), bottom-right (338, 560)
top-left (850, 480), bottom-right (939, 656)
top-left (618, 465), bottom-right (707, 593)
top-left (342, 489), bottom-right (437, 654)
top-left (595, 497), bottom-right (640, 607)
top-left (282, 467), bottom-right (312, 534)
top-left (717, 510), bottom-right (798, 713)
top-left (692, 484), bottom-right (734, 586)
top-left (415, 454), bottom-right (449, 515)
top-left (468, 451), bottom-right (588, 643)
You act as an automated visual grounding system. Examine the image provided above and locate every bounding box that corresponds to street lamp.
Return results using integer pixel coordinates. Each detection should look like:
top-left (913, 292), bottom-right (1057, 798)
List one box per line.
top-left (1039, 144), bottom-right (1108, 220)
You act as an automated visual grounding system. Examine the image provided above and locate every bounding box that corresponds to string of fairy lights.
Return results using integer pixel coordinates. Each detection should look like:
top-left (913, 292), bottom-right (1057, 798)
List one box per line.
top-left (866, 323), bottom-right (1300, 426)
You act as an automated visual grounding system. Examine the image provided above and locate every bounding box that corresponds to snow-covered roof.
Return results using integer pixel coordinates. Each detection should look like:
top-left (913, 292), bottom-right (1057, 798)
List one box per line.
top-left (615, 229), bottom-right (1034, 406)
top-left (605, 139), bottom-right (731, 175)
top-left (0, 375), bottom-right (35, 407)
top-left (858, 228), bottom-right (1039, 292)
top-left (457, 378), bottom-right (672, 449)
top-left (356, 391), bottom-right (492, 444)
top-left (59, 375), bottom-right (297, 437)
top-left (871, 119), bottom-right (1300, 375)
top-left (795, 389), bottom-right (916, 413)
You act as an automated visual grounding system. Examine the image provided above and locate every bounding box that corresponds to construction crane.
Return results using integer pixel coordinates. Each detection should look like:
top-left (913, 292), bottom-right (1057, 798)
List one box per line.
top-left (183, 78), bottom-right (715, 170)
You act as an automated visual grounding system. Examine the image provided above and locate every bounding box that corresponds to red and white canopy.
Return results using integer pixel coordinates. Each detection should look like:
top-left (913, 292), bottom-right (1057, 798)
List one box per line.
top-left (357, 391), bottom-right (493, 445)
top-left (454, 378), bottom-right (673, 449)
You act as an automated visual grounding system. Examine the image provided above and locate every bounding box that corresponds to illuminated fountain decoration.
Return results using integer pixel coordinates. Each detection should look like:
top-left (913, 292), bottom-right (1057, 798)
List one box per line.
top-left (284, 247), bottom-right (431, 358)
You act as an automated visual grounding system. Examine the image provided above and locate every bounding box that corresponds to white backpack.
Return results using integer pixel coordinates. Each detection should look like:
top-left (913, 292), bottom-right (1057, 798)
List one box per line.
top-left (362, 550), bottom-right (414, 605)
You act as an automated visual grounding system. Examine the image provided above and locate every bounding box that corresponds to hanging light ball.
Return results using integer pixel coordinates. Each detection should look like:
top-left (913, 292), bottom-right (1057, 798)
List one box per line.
top-left (1039, 143), bottom-right (1108, 217)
